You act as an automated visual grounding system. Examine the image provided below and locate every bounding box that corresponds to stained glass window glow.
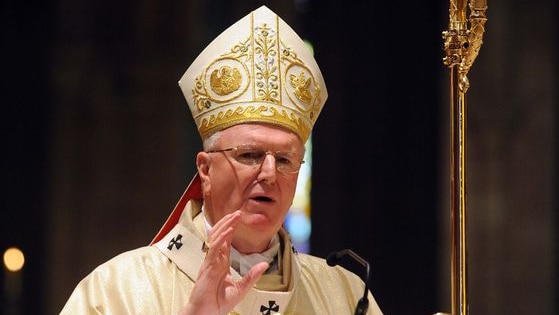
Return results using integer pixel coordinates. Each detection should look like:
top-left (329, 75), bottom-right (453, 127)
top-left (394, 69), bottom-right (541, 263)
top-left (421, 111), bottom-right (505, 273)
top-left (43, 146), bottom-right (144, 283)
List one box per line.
top-left (285, 139), bottom-right (312, 253)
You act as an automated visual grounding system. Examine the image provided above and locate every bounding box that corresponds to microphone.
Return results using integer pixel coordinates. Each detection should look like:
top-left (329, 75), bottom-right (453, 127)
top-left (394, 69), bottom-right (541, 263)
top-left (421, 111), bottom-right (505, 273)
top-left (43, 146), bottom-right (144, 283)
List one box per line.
top-left (326, 249), bottom-right (371, 315)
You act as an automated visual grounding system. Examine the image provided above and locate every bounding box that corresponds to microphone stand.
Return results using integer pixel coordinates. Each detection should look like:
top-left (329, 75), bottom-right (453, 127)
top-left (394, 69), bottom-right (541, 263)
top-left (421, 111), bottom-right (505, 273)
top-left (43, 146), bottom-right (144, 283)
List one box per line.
top-left (327, 249), bottom-right (370, 315)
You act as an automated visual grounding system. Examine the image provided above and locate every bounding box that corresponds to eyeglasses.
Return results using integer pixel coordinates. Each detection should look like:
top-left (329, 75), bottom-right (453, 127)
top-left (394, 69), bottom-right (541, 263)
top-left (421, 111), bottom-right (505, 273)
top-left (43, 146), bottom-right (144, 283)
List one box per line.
top-left (206, 144), bottom-right (305, 174)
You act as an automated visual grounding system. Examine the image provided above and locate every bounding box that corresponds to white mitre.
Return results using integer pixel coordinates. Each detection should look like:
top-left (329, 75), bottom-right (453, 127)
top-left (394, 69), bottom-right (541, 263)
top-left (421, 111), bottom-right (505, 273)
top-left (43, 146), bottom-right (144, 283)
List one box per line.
top-left (179, 5), bottom-right (327, 142)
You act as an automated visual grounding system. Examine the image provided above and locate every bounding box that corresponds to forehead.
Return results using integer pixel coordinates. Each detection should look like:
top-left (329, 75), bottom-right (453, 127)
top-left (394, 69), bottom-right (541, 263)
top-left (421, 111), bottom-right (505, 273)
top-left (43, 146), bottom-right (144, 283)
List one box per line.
top-left (219, 124), bottom-right (303, 150)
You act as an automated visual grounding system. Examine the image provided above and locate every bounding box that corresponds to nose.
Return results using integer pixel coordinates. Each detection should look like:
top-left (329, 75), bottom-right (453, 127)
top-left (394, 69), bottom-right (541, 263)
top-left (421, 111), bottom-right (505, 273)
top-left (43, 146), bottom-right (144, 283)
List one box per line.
top-left (256, 153), bottom-right (277, 184)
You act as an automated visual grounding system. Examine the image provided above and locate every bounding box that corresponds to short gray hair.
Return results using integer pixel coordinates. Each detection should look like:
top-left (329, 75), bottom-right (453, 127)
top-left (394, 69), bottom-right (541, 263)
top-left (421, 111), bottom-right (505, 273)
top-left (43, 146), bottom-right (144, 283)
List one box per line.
top-left (203, 131), bottom-right (221, 151)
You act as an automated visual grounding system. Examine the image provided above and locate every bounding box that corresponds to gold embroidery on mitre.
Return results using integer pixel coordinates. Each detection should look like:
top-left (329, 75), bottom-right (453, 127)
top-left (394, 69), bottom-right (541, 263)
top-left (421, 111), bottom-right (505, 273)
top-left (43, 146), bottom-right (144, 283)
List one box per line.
top-left (193, 76), bottom-right (211, 112)
top-left (198, 105), bottom-right (310, 141)
top-left (289, 71), bottom-right (312, 105)
top-left (280, 41), bottom-right (322, 120)
top-left (254, 23), bottom-right (280, 104)
top-left (210, 66), bottom-right (242, 96)
top-left (228, 37), bottom-right (252, 59)
top-left (188, 11), bottom-right (323, 141)
top-left (192, 38), bottom-right (252, 112)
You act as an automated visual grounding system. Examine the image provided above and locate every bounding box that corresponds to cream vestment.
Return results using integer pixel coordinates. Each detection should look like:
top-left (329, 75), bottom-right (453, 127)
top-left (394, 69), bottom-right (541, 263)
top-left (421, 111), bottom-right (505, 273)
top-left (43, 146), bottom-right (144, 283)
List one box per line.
top-left (61, 199), bottom-right (382, 315)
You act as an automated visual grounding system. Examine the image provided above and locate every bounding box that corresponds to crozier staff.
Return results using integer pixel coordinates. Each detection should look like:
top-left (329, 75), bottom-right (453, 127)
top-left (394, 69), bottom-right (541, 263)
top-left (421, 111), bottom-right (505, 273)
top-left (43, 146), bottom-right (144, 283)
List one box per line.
top-left (61, 6), bottom-right (383, 315)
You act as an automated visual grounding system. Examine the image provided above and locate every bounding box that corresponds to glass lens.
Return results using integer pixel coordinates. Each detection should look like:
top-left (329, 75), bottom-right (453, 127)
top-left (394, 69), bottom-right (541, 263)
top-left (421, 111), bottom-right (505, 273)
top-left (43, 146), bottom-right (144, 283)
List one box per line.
top-left (232, 144), bottom-right (302, 173)
top-left (233, 145), bottom-right (266, 166)
top-left (274, 152), bottom-right (299, 173)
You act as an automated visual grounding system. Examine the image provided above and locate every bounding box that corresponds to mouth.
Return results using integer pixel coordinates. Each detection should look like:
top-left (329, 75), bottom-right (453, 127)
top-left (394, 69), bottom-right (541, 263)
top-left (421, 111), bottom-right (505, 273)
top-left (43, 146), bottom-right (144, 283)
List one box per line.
top-left (250, 195), bottom-right (274, 203)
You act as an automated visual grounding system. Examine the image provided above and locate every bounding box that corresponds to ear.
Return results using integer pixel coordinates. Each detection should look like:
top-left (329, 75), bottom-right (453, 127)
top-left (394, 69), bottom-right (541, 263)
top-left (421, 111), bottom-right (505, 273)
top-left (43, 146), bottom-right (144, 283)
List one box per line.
top-left (196, 152), bottom-right (211, 194)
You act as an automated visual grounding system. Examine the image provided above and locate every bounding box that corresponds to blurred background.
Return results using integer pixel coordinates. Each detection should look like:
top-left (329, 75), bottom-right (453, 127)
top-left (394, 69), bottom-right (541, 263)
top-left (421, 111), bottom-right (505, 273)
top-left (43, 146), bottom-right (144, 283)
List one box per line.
top-left (1, 0), bottom-right (556, 314)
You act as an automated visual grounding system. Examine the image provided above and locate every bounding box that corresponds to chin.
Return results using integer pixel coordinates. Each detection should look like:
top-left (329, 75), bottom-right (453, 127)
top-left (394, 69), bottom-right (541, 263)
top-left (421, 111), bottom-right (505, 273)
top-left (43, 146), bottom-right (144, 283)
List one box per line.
top-left (241, 213), bottom-right (283, 235)
top-left (241, 211), bottom-right (271, 226)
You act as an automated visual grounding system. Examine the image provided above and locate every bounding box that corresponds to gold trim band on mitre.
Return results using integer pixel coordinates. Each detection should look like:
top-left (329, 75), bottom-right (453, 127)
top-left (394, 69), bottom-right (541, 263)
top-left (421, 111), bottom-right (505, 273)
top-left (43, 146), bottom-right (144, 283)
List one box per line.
top-left (197, 104), bottom-right (311, 141)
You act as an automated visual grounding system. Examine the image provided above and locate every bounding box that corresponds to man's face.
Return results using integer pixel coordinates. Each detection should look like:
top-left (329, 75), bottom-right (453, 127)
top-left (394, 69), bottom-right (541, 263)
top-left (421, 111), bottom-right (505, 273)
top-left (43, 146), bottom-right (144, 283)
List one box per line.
top-left (197, 123), bottom-right (304, 254)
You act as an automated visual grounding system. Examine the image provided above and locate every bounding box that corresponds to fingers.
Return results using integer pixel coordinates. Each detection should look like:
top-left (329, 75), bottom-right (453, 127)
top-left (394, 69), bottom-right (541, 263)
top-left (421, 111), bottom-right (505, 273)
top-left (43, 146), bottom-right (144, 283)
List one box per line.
top-left (205, 227), bottom-right (233, 261)
top-left (208, 210), bottom-right (241, 243)
top-left (235, 262), bottom-right (269, 294)
top-left (186, 211), bottom-right (265, 315)
top-left (204, 210), bottom-right (241, 263)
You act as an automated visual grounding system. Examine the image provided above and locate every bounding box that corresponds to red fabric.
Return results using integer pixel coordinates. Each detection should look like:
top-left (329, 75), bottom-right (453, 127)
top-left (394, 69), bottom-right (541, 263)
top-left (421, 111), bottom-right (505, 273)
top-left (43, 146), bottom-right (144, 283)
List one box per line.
top-left (150, 173), bottom-right (202, 245)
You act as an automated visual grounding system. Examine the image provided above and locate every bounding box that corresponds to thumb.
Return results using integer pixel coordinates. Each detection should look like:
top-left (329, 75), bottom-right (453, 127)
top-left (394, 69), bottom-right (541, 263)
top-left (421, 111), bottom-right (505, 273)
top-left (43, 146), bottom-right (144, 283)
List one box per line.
top-left (236, 262), bottom-right (269, 294)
